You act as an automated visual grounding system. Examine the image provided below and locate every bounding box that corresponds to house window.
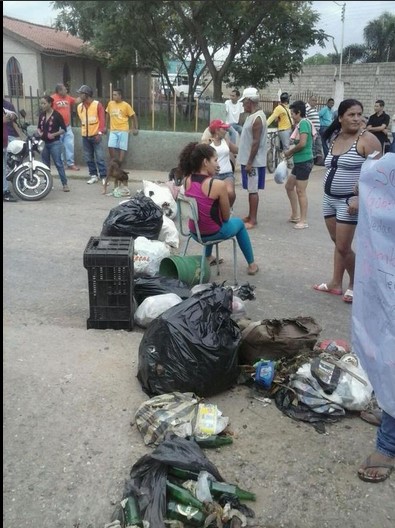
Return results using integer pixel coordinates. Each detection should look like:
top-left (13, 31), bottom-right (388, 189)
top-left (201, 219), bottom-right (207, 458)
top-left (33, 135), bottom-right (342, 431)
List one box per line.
top-left (96, 67), bottom-right (102, 97)
top-left (63, 63), bottom-right (71, 93)
top-left (7, 57), bottom-right (24, 97)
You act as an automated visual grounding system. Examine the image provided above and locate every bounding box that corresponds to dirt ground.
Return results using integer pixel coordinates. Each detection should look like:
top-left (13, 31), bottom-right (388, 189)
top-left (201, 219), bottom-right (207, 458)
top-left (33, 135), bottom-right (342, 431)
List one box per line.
top-left (3, 168), bottom-right (394, 528)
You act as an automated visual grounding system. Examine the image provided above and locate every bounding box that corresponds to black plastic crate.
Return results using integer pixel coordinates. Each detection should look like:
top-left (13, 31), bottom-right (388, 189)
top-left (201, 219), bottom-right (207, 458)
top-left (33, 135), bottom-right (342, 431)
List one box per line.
top-left (83, 236), bottom-right (135, 330)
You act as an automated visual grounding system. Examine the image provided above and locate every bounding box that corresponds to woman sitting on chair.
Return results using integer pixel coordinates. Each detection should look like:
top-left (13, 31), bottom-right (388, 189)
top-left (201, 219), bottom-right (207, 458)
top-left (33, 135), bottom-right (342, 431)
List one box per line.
top-left (178, 142), bottom-right (259, 275)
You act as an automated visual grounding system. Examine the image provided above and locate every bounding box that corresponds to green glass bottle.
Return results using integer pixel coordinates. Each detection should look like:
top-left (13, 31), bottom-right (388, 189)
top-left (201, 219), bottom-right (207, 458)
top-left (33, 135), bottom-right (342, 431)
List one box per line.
top-left (122, 495), bottom-right (143, 527)
top-left (192, 435), bottom-right (233, 448)
top-left (166, 480), bottom-right (204, 510)
top-left (168, 467), bottom-right (256, 501)
top-left (166, 500), bottom-right (205, 527)
top-left (210, 481), bottom-right (256, 502)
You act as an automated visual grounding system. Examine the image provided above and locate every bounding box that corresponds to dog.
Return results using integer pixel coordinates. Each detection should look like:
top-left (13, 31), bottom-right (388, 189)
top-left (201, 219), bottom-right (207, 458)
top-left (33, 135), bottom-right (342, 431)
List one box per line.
top-left (103, 159), bottom-right (130, 196)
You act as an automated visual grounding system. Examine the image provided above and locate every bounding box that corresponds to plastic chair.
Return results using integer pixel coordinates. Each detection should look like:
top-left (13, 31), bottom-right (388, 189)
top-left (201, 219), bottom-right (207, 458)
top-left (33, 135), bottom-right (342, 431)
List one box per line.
top-left (176, 193), bottom-right (238, 285)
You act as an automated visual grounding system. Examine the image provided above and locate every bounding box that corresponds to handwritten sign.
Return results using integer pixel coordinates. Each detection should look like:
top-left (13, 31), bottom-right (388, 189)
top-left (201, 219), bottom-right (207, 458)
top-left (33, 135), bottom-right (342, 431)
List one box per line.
top-left (352, 153), bottom-right (395, 417)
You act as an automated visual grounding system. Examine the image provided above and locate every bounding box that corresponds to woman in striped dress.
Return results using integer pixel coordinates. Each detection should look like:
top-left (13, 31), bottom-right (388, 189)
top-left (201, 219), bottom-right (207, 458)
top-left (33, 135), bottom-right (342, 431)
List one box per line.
top-left (313, 99), bottom-right (381, 303)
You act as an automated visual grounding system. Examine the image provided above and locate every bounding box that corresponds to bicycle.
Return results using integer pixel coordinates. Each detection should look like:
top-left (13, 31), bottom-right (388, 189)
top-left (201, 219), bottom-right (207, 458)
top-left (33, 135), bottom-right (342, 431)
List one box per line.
top-left (266, 130), bottom-right (282, 173)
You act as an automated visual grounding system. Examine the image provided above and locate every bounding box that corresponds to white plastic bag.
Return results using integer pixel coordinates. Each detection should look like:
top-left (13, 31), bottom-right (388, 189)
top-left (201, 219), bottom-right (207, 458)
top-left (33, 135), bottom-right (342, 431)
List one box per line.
top-left (142, 180), bottom-right (177, 219)
top-left (134, 293), bottom-right (183, 328)
top-left (274, 160), bottom-right (288, 184)
top-left (134, 236), bottom-right (170, 277)
top-left (331, 361), bottom-right (373, 411)
top-left (158, 215), bottom-right (179, 248)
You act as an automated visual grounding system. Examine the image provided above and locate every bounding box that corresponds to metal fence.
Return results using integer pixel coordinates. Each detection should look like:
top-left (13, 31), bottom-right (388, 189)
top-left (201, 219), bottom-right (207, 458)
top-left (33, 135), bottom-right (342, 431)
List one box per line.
top-left (4, 88), bottom-right (212, 132)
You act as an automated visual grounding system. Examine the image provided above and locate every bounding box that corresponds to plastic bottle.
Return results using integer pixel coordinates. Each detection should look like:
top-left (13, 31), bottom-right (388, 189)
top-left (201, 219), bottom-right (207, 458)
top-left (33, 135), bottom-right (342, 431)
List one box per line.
top-left (166, 480), bottom-right (204, 510)
top-left (168, 467), bottom-right (256, 501)
top-left (254, 359), bottom-right (276, 389)
top-left (192, 435), bottom-right (233, 448)
top-left (121, 495), bottom-right (143, 527)
top-left (166, 500), bottom-right (205, 526)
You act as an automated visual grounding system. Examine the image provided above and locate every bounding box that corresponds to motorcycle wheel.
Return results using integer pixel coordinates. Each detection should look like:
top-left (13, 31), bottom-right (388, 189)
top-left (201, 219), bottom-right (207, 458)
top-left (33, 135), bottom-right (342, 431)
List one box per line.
top-left (11, 166), bottom-right (53, 201)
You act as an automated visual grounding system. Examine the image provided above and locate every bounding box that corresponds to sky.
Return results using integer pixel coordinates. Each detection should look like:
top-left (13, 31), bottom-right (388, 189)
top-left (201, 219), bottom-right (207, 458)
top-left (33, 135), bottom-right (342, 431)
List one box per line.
top-left (3, 0), bottom-right (395, 58)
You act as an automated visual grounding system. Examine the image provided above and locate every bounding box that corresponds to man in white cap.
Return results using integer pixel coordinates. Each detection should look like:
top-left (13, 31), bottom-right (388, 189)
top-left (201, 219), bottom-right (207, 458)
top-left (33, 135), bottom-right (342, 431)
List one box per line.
top-left (237, 87), bottom-right (267, 229)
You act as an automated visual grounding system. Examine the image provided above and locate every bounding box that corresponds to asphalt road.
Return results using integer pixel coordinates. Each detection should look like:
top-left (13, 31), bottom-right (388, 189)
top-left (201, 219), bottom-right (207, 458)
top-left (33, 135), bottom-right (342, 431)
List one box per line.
top-left (3, 166), bottom-right (394, 528)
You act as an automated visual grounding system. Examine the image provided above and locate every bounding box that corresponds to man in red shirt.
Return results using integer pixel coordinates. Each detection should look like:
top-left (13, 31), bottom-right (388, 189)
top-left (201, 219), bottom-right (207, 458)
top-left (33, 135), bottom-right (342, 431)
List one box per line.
top-left (51, 84), bottom-right (80, 170)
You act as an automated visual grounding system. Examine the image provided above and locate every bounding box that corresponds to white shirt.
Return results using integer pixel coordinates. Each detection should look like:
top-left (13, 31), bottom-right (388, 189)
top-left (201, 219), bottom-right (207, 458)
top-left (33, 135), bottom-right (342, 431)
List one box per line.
top-left (225, 99), bottom-right (243, 125)
top-left (211, 139), bottom-right (232, 174)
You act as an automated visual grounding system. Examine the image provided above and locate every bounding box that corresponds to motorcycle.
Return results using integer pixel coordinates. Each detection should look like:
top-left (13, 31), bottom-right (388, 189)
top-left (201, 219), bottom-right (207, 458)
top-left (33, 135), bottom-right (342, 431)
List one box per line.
top-left (6, 109), bottom-right (53, 201)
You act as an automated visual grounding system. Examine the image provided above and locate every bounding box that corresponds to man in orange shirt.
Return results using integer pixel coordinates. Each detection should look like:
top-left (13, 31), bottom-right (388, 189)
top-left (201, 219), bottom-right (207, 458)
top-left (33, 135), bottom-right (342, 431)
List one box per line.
top-left (51, 84), bottom-right (80, 170)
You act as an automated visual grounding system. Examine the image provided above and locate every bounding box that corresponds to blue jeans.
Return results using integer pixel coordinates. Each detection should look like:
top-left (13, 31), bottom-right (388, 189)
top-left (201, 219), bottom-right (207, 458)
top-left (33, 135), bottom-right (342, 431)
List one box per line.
top-left (42, 141), bottom-right (67, 186)
top-left (60, 125), bottom-right (75, 166)
top-left (200, 217), bottom-right (254, 264)
top-left (377, 411), bottom-right (395, 458)
top-left (82, 136), bottom-right (107, 179)
top-left (320, 126), bottom-right (329, 158)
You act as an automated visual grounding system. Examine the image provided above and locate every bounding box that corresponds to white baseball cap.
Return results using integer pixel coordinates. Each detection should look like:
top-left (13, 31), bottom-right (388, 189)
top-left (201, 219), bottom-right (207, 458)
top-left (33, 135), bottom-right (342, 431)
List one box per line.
top-left (239, 87), bottom-right (260, 102)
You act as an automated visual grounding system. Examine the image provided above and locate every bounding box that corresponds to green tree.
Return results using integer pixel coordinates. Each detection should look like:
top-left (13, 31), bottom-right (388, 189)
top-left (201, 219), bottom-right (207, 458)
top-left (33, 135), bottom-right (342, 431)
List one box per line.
top-left (52, 0), bottom-right (327, 102)
top-left (363, 12), bottom-right (395, 62)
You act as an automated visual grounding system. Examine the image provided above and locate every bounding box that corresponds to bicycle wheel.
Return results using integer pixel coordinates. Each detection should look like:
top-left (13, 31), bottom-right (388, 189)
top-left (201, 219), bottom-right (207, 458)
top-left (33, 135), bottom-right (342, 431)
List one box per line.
top-left (267, 147), bottom-right (275, 173)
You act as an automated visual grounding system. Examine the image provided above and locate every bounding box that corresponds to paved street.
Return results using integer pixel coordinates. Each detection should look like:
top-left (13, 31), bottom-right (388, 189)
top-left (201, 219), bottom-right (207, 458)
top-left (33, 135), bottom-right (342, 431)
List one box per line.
top-left (4, 165), bottom-right (393, 528)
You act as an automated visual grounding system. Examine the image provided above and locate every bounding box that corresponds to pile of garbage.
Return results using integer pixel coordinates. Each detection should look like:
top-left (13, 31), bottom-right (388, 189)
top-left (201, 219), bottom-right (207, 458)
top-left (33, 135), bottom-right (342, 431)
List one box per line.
top-left (106, 433), bottom-right (255, 528)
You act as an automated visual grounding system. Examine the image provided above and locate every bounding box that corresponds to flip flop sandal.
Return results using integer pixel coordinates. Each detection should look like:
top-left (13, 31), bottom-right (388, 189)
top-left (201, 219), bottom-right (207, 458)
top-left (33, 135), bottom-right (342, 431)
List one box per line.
top-left (244, 222), bottom-right (257, 230)
top-left (209, 258), bottom-right (224, 267)
top-left (247, 265), bottom-right (259, 276)
top-left (294, 222), bottom-right (309, 229)
top-left (358, 461), bottom-right (394, 483)
top-left (360, 409), bottom-right (382, 427)
top-left (313, 283), bottom-right (343, 295)
top-left (343, 289), bottom-right (353, 303)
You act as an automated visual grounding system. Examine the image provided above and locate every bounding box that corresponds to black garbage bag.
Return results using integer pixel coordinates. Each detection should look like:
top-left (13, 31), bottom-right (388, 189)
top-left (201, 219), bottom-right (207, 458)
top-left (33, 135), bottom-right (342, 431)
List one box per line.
top-left (134, 276), bottom-right (191, 306)
top-left (123, 433), bottom-right (224, 528)
top-left (137, 284), bottom-right (241, 397)
top-left (101, 191), bottom-right (163, 239)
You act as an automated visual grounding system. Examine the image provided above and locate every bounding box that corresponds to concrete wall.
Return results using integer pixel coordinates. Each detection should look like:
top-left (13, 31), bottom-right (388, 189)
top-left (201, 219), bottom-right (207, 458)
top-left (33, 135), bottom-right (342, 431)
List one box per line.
top-left (256, 62), bottom-right (395, 117)
top-left (72, 129), bottom-right (202, 171)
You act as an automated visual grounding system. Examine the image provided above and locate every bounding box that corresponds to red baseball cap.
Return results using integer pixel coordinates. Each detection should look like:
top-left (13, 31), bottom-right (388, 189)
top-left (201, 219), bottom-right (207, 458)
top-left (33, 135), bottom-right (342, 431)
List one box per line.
top-left (209, 119), bottom-right (230, 133)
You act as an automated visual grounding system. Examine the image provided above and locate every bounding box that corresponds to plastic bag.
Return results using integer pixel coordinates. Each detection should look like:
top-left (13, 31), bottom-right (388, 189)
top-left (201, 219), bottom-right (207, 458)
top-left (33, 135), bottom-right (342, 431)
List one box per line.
top-left (122, 433), bottom-right (224, 528)
top-left (143, 180), bottom-right (177, 219)
top-left (231, 295), bottom-right (247, 321)
top-left (137, 284), bottom-right (241, 397)
top-left (101, 191), bottom-right (163, 239)
top-left (135, 392), bottom-right (200, 446)
top-left (134, 236), bottom-right (170, 277)
top-left (134, 293), bottom-right (183, 328)
top-left (158, 215), bottom-right (179, 248)
top-left (133, 276), bottom-right (191, 306)
top-left (274, 160), bottom-right (288, 184)
top-left (331, 360), bottom-right (373, 411)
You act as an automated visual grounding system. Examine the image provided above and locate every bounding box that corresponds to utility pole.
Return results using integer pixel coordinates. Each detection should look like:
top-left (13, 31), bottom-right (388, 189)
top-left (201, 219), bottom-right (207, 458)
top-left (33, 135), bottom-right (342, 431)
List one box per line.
top-left (339, 3), bottom-right (346, 80)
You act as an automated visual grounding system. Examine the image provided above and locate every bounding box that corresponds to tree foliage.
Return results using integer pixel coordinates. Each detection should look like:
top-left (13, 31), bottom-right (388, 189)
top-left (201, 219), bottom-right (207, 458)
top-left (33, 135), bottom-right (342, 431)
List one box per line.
top-left (52, 0), bottom-right (327, 101)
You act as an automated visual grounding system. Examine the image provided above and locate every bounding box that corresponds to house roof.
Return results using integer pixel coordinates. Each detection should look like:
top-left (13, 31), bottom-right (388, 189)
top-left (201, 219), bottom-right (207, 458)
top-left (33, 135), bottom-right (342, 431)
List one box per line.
top-left (3, 15), bottom-right (86, 55)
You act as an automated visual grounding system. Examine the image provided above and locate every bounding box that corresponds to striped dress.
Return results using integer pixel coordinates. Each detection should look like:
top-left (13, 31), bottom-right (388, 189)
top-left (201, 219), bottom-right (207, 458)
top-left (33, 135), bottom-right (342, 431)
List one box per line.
top-left (323, 130), bottom-right (367, 199)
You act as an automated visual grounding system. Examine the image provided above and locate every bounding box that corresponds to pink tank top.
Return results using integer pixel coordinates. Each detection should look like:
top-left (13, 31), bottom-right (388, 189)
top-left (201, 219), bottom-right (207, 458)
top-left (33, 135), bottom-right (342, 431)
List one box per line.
top-left (185, 174), bottom-right (222, 235)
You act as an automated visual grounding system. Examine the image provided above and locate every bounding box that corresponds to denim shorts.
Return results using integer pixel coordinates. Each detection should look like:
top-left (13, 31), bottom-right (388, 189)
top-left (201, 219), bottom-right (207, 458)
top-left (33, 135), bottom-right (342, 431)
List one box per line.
top-left (108, 131), bottom-right (129, 151)
top-left (214, 172), bottom-right (234, 181)
top-left (291, 160), bottom-right (313, 181)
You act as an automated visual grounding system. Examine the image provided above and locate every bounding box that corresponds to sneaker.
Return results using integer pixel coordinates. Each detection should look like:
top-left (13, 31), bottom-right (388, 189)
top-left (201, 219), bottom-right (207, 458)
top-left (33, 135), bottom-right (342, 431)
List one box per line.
top-left (63, 185), bottom-right (70, 192)
top-left (3, 191), bottom-right (17, 202)
top-left (87, 176), bottom-right (99, 184)
top-left (67, 165), bottom-right (80, 171)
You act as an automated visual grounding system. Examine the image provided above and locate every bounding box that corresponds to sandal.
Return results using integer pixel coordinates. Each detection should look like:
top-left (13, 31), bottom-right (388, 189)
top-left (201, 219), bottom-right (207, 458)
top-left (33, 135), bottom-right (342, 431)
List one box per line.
top-left (244, 222), bottom-right (257, 230)
top-left (343, 289), bottom-right (353, 303)
top-left (208, 257), bottom-right (224, 267)
top-left (358, 454), bottom-right (394, 483)
top-left (294, 222), bottom-right (309, 229)
top-left (247, 265), bottom-right (259, 276)
top-left (313, 283), bottom-right (342, 296)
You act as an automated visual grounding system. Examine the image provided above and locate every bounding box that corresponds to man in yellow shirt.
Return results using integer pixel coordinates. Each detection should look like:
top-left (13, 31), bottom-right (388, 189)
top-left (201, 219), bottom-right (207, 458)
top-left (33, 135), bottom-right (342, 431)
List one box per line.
top-left (105, 88), bottom-right (138, 165)
top-left (266, 92), bottom-right (293, 153)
